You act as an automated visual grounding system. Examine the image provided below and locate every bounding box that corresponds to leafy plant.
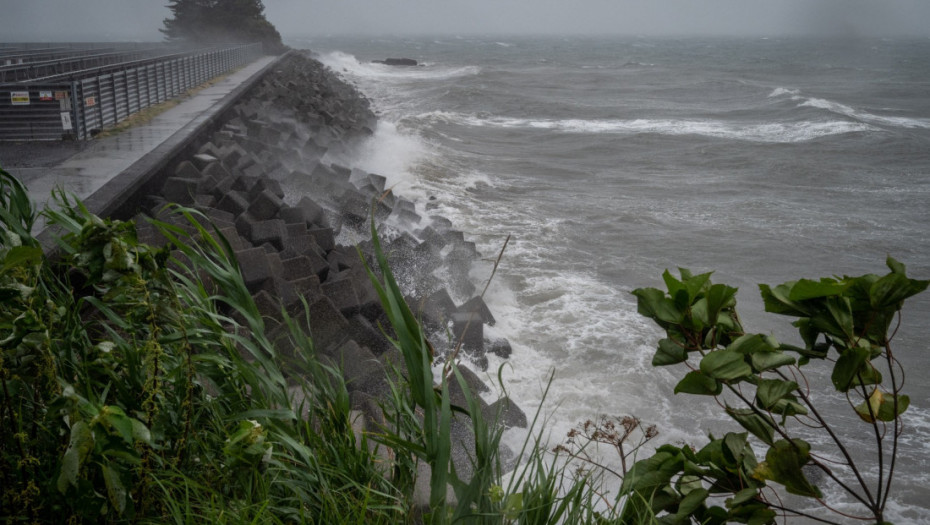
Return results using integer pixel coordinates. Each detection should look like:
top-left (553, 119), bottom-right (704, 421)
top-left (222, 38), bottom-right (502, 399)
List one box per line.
top-left (629, 262), bottom-right (927, 524)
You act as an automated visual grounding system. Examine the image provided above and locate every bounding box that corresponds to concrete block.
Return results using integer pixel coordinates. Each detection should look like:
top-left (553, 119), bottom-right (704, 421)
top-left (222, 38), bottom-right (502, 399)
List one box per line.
top-left (368, 173), bottom-right (387, 193)
top-left (486, 397), bottom-right (527, 429)
top-left (161, 177), bottom-right (199, 205)
top-left (192, 154), bottom-right (219, 170)
top-left (174, 160), bottom-right (201, 180)
top-left (251, 219), bottom-right (287, 251)
top-left (395, 208), bottom-right (421, 226)
top-left (304, 296), bottom-right (350, 352)
top-left (280, 256), bottom-right (312, 282)
top-left (281, 233), bottom-right (324, 260)
top-left (322, 276), bottom-right (360, 316)
top-left (194, 194), bottom-right (216, 209)
top-left (248, 189), bottom-right (285, 221)
top-left (294, 196), bottom-right (325, 226)
top-left (235, 247), bottom-right (273, 292)
top-left (307, 227), bottom-right (335, 252)
top-left (216, 191), bottom-right (250, 216)
top-left (285, 222), bottom-right (307, 239)
top-left (457, 296), bottom-right (496, 326)
top-left (451, 312), bottom-right (483, 353)
top-left (248, 177), bottom-right (284, 200)
top-left (347, 314), bottom-right (391, 356)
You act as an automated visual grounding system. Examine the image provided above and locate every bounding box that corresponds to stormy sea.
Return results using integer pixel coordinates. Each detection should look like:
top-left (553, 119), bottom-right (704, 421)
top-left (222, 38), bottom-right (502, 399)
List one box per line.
top-left (291, 35), bottom-right (930, 521)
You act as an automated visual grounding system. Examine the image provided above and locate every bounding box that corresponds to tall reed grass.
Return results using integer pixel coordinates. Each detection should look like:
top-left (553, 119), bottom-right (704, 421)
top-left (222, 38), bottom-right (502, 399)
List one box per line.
top-left (0, 167), bottom-right (649, 524)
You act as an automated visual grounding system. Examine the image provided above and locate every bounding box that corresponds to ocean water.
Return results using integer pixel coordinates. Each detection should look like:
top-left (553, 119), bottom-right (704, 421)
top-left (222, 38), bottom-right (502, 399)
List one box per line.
top-left (291, 35), bottom-right (930, 521)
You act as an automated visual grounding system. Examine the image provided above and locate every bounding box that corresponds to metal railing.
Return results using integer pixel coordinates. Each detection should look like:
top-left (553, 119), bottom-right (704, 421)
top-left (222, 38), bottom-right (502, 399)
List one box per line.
top-left (0, 43), bottom-right (263, 141)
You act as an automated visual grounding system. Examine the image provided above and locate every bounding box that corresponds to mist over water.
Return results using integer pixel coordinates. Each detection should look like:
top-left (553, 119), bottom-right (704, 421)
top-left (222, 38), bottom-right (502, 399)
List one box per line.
top-left (294, 36), bottom-right (930, 521)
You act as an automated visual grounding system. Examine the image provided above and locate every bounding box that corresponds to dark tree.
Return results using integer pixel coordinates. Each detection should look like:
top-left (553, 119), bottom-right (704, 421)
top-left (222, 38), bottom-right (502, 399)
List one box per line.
top-left (162, 0), bottom-right (285, 54)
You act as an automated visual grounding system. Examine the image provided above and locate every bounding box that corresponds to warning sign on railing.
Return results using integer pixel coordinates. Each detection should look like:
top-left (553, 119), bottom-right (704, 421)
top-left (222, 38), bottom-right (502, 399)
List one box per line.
top-left (61, 112), bottom-right (73, 131)
top-left (84, 96), bottom-right (96, 107)
top-left (11, 91), bottom-right (30, 105)
top-left (39, 91), bottom-right (53, 101)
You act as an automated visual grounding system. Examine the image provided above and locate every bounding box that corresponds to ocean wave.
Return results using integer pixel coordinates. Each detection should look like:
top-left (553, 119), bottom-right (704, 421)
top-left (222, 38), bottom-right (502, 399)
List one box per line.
top-left (412, 111), bottom-right (875, 143)
top-left (317, 51), bottom-right (481, 82)
top-left (769, 87), bottom-right (930, 129)
top-left (768, 87), bottom-right (800, 98)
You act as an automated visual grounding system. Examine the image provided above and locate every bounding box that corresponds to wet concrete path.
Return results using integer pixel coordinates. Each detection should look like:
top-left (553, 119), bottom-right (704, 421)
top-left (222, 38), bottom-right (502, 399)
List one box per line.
top-left (0, 55), bottom-right (279, 231)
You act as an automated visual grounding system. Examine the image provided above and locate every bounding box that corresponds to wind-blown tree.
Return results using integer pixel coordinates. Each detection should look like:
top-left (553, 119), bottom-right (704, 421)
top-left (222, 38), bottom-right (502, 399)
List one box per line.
top-left (162, 0), bottom-right (285, 54)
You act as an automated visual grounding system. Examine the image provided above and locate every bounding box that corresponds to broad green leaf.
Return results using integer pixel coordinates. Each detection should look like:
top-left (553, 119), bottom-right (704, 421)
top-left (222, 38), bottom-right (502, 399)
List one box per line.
top-left (653, 338), bottom-right (687, 366)
top-left (503, 492), bottom-right (523, 519)
top-left (130, 419), bottom-right (151, 445)
top-left (675, 371), bottom-right (722, 396)
top-left (824, 295), bottom-right (855, 340)
top-left (727, 334), bottom-right (777, 355)
top-left (723, 432), bottom-right (750, 464)
top-left (726, 407), bottom-right (775, 446)
top-left (886, 255), bottom-right (906, 275)
top-left (2, 245), bottom-right (42, 270)
top-left (725, 488), bottom-right (759, 509)
top-left (850, 362), bottom-right (883, 387)
top-left (756, 379), bottom-right (798, 410)
top-left (855, 391), bottom-right (909, 423)
top-left (752, 439), bottom-right (821, 498)
top-left (705, 283), bottom-right (738, 319)
top-left (663, 269), bottom-right (684, 297)
top-left (101, 406), bottom-right (134, 444)
top-left (769, 396), bottom-right (808, 421)
top-left (622, 450), bottom-right (684, 493)
top-left (854, 388), bottom-right (883, 423)
top-left (877, 393), bottom-right (909, 421)
top-left (700, 351), bottom-right (752, 381)
top-left (57, 447), bottom-right (80, 494)
top-left (57, 421), bottom-right (93, 493)
top-left (633, 287), bottom-right (683, 325)
top-left (831, 346), bottom-right (870, 392)
top-left (667, 487), bottom-right (709, 523)
top-left (759, 283), bottom-right (808, 317)
top-left (869, 272), bottom-right (929, 310)
top-left (788, 278), bottom-right (849, 301)
top-left (676, 474), bottom-right (704, 496)
top-left (102, 463), bottom-right (127, 514)
top-left (750, 352), bottom-right (796, 372)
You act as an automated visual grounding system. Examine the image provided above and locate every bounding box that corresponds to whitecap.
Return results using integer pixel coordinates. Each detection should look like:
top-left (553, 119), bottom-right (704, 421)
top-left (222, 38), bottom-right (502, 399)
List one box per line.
top-left (316, 51), bottom-right (481, 82)
top-left (411, 111), bottom-right (875, 143)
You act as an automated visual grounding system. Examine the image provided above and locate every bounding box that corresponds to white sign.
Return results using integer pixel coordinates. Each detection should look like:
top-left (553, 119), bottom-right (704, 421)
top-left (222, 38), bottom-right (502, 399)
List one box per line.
top-left (11, 91), bottom-right (29, 105)
top-left (61, 112), bottom-right (73, 131)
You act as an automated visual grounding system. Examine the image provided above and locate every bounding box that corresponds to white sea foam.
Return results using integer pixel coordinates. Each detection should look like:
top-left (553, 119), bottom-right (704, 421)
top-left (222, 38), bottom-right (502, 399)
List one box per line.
top-left (768, 86), bottom-right (801, 98)
top-left (413, 111), bottom-right (874, 143)
top-left (800, 96), bottom-right (930, 129)
top-left (770, 87), bottom-right (930, 129)
top-left (317, 50), bottom-right (480, 82)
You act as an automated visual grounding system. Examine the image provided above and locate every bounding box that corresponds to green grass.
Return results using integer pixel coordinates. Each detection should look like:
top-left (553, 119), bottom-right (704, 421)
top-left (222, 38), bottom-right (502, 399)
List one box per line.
top-left (0, 166), bottom-right (654, 524)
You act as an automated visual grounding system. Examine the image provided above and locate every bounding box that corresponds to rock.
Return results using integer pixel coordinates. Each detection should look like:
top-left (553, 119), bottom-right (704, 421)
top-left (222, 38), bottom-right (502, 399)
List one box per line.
top-left (486, 397), bottom-right (527, 429)
top-left (457, 296), bottom-right (496, 326)
top-left (451, 312), bottom-right (484, 353)
top-left (373, 58), bottom-right (418, 66)
top-left (489, 338), bottom-right (512, 359)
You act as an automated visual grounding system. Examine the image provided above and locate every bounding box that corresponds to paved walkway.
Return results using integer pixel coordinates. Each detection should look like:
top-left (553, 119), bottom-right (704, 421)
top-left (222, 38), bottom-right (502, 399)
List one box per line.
top-left (0, 55), bottom-right (278, 229)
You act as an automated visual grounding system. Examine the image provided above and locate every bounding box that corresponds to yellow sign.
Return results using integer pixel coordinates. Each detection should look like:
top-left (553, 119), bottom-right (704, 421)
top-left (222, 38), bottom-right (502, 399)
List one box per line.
top-left (11, 91), bottom-right (29, 105)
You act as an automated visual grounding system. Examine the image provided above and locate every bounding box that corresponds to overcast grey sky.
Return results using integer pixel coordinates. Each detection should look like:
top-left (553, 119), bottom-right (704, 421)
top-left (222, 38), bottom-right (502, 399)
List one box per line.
top-left (1, 0), bottom-right (928, 41)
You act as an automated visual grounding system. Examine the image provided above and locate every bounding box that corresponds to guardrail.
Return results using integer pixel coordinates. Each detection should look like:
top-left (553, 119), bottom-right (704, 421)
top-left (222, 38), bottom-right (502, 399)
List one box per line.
top-left (0, 43), bottom-right (263, 141)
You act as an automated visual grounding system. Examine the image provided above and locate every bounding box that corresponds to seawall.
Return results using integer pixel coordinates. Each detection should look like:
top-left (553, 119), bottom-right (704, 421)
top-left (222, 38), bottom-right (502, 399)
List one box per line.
top-left (56, 50), bottom-right (527, 460)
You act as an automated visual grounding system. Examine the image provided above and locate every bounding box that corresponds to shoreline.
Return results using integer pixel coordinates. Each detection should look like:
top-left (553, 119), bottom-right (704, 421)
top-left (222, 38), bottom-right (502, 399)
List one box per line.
top-left (133, 50), bottom-right (527, 469)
